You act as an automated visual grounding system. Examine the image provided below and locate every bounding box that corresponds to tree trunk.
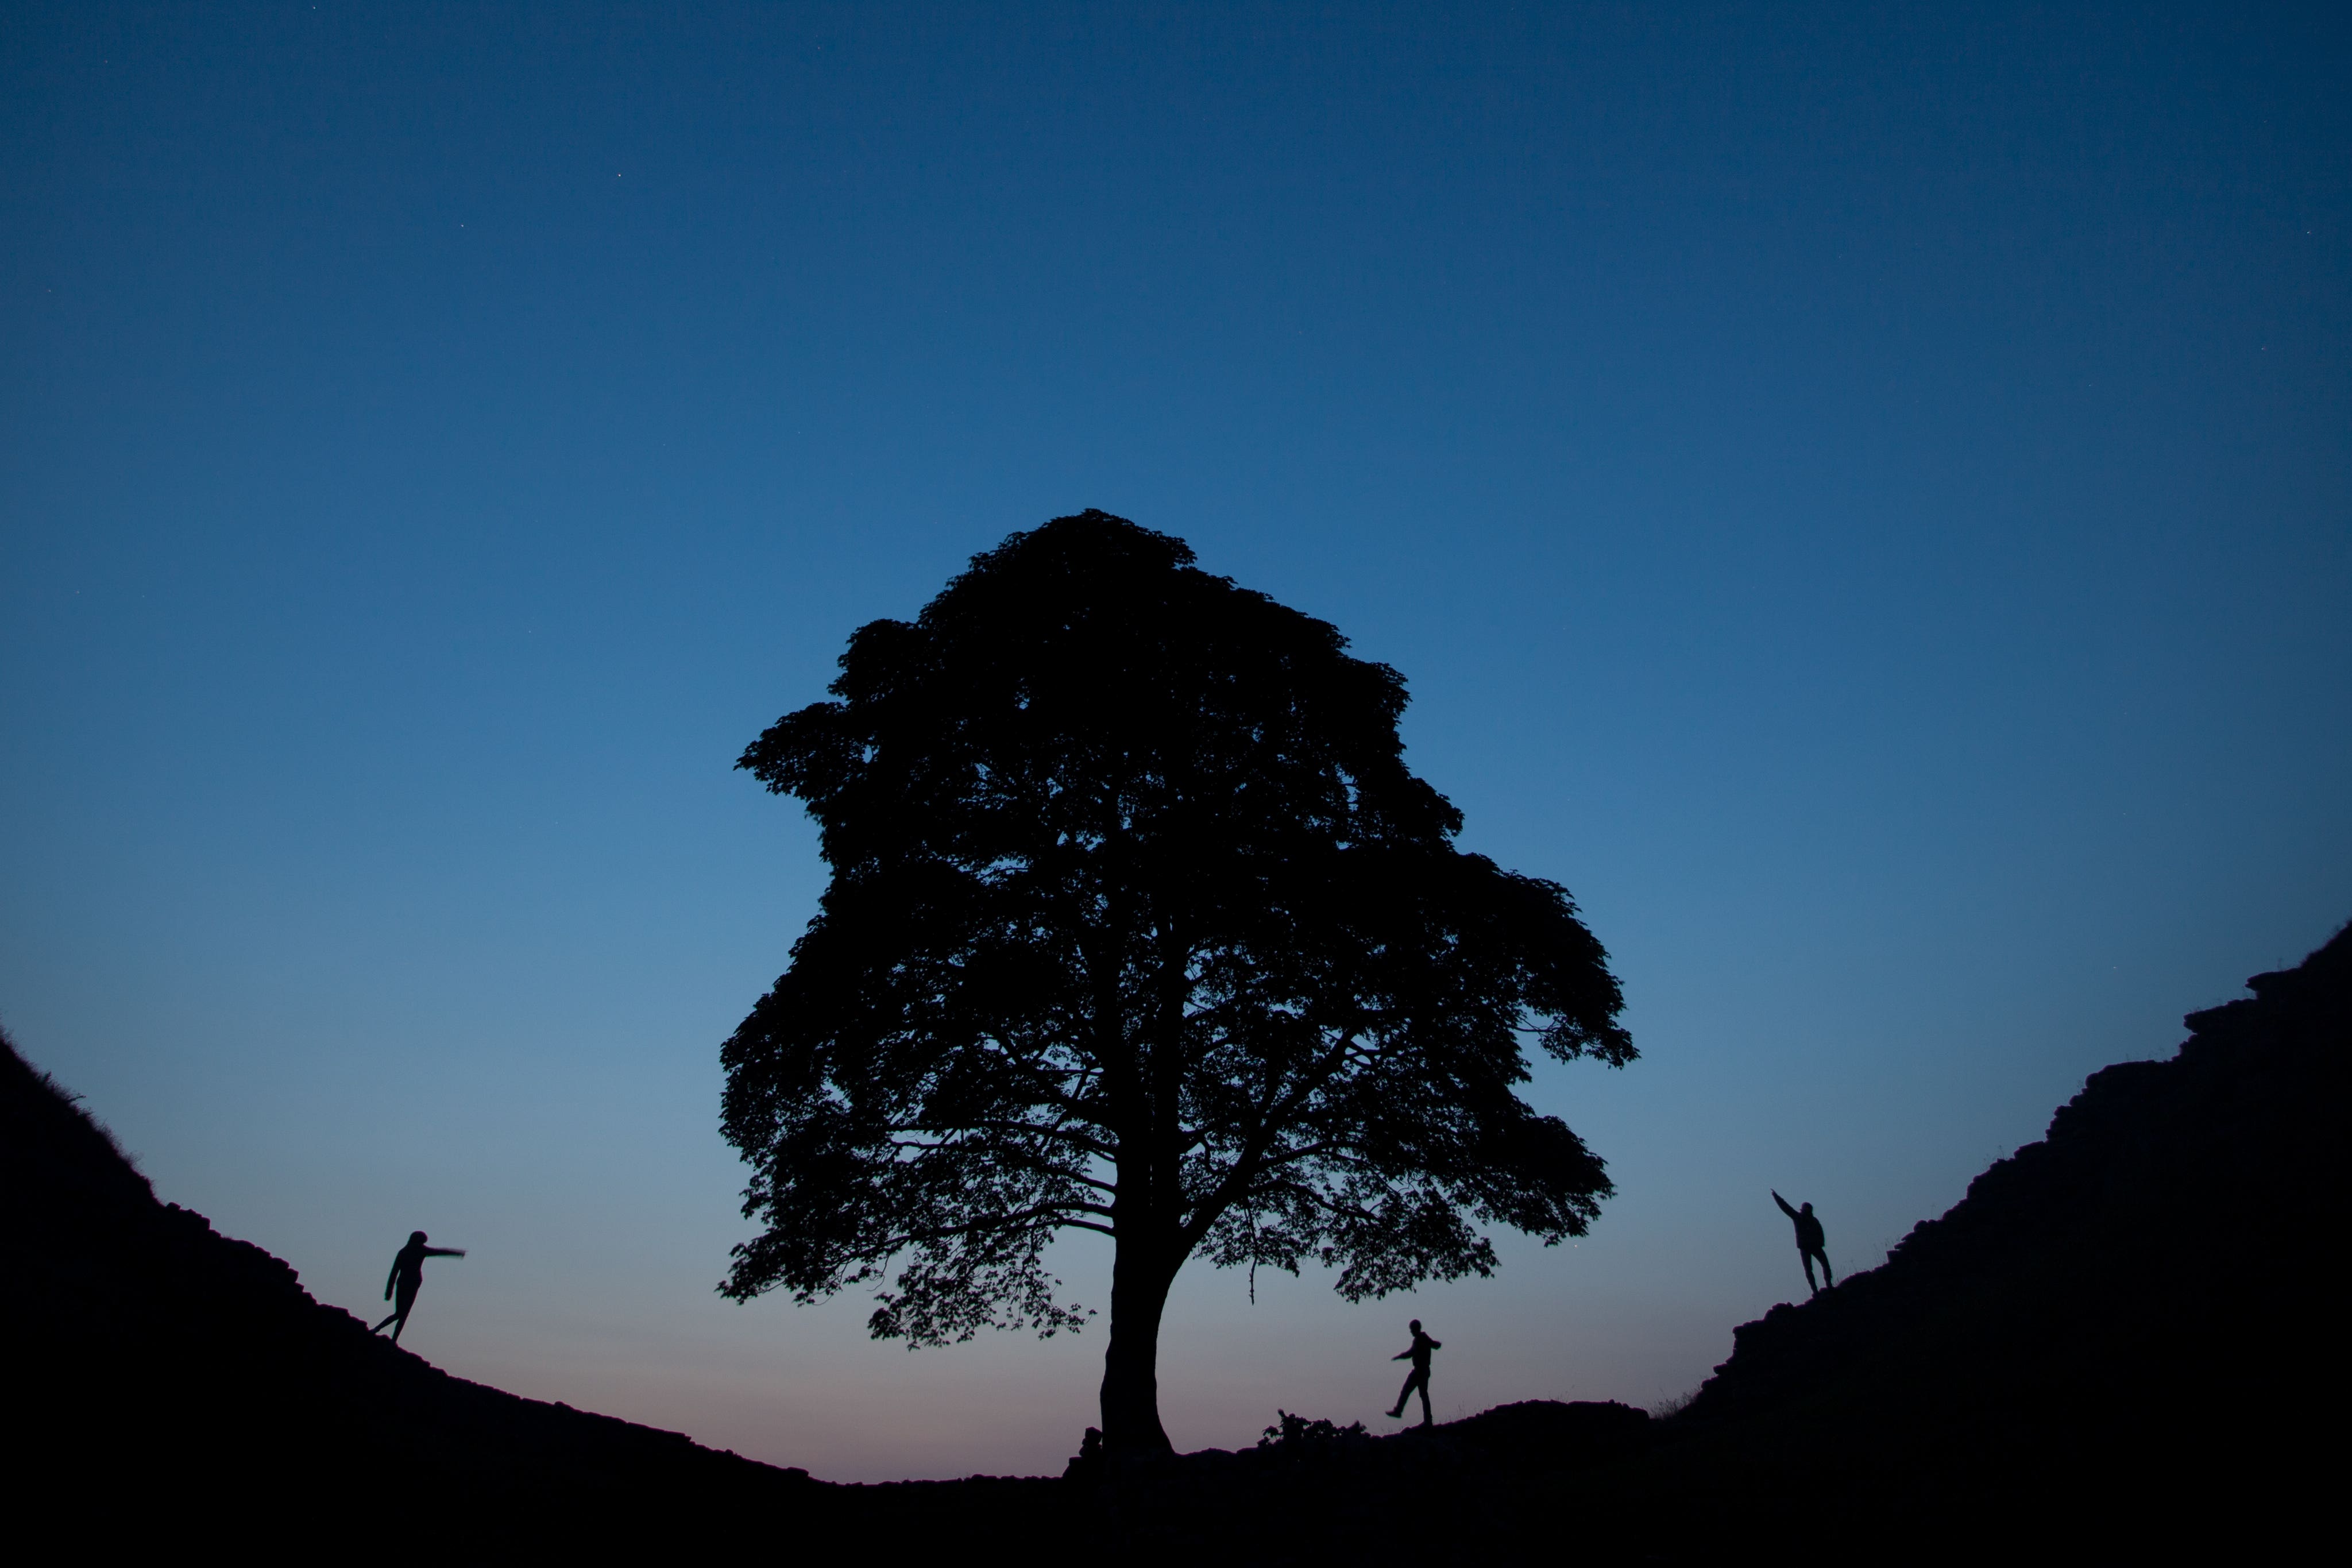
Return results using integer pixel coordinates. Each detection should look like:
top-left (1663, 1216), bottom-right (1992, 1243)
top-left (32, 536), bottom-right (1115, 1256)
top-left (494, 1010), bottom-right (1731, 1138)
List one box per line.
top-left (1098, 1241), bottom-right (1176, 1455)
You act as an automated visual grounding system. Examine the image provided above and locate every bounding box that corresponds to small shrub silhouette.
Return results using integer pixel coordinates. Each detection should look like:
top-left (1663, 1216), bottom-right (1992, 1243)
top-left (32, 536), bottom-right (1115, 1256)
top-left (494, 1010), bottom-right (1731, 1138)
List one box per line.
top-left (1257, 1411), bottom-right (1369, 1452)
top-left (1648, 1388), bottom-right (1697, 1421)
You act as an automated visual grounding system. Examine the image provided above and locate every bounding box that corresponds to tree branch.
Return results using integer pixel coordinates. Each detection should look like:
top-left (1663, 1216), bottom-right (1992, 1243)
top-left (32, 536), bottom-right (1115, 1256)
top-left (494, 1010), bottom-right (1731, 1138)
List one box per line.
top-left (882, 1203), bottom-right (1117, 1250)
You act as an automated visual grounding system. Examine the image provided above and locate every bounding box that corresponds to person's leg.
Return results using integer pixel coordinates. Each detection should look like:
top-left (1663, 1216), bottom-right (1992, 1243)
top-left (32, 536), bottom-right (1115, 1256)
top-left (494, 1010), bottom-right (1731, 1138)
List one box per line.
top-left (372, 1311), bottom-right (399, 1333)
top-left (388, 1284), bottom-right (419, 1343)
top-left (1814, 1250), bottom-right (1834, 1288)
top-left (1415, 1373), bottom-right (1432, 1427)
top-left (1388, 1374), bottom-right (1415, 1417)
top-left (1801, 1252), bottom-right (1818, 1295)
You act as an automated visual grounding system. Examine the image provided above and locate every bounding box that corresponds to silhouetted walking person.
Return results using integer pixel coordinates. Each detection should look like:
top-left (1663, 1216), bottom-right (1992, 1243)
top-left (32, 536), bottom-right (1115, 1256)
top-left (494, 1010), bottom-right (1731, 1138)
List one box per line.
top-left (1772, 1191), bottom-right (1833, 1296)
top-left (1385, 1319), bottom-right (1442, 1427)
top-left (373, 1230), bottom-right (465, 1345)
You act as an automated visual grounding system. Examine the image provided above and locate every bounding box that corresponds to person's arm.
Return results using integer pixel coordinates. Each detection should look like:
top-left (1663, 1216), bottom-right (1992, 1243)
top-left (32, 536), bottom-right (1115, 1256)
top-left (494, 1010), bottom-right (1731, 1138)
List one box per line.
top-left (1772, 1191), bottom-right (1798, 1220)
top-left (1428, 1339), bottom-right (1442, 1351)
top-left (1393, 1348), bottom-right (1411, 1361)
top-left (423, 1247), bottom-right (467, 1258)
top-left (384, 1263), bottom-right (399, 1301)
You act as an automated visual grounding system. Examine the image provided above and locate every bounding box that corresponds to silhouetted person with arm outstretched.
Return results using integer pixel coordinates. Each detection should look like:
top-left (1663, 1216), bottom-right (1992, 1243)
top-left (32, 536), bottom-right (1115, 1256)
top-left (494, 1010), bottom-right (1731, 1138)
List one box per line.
top-left (372, 1230), bottom-right (466, 1345)
top-left (1772, 1191), bottom-right (1833, 1296)
top-left (1385, 1319), bottom-right (1442, 1427)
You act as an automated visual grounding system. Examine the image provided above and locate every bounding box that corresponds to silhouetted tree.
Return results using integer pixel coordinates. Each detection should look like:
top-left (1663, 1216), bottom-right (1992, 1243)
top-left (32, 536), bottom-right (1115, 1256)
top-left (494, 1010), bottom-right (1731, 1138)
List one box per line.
top-left (720, 512), bottom-right (1633, 1455)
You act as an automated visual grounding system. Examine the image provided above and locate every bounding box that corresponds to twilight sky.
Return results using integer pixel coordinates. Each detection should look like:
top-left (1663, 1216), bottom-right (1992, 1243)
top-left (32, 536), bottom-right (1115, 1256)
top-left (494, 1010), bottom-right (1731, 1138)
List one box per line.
top-left (3, 2), bottom-right (2346, 1481)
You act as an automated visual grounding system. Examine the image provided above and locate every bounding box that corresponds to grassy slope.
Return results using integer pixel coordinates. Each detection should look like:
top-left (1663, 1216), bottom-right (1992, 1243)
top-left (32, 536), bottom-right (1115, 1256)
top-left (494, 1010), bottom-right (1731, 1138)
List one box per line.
top-left (0, 1029), bottom-right (822, 1544)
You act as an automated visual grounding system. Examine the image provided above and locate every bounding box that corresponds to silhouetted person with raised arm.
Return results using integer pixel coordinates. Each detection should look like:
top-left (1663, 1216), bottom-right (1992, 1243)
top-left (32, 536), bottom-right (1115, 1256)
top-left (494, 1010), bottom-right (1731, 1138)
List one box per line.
top-left (1385, 1319), bottom-right (1442, 1427)
top-left (1773, 1191), bottom-right (1833, 1296)
top-left (372, 1230), bottom-right (465, 1345)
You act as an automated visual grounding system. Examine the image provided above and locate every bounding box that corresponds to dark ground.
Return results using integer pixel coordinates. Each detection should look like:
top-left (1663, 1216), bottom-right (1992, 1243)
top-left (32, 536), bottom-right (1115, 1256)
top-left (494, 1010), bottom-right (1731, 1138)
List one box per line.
top-left (8, 920), bottom-right (2341, 1559)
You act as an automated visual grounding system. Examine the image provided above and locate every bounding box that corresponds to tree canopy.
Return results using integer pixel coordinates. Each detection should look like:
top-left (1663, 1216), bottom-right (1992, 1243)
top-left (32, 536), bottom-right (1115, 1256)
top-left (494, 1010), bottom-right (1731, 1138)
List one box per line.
top-left (720, 511), bottom-right (1632, 1453)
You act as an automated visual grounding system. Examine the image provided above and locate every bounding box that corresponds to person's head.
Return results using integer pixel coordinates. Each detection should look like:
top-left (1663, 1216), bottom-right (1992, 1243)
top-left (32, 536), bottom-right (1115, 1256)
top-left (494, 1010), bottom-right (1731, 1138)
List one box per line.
top-left (410, 1230), bottom-right (428, 1243)
top-left (1409, 1319), bottom-right (1422, 1333)
top-left (1799, 1203), bottom-right (1812, 1216)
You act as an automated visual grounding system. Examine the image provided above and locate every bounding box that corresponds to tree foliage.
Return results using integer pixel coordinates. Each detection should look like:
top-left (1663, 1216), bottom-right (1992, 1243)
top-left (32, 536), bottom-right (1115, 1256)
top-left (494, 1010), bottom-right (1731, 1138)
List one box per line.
top-left (719, 512), bottom-right (1632, 1447)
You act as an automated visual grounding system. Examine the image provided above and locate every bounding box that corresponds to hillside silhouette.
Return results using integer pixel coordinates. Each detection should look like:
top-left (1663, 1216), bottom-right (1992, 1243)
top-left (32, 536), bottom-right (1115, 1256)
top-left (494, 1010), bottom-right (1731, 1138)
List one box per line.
top-left (1597, 918), bottom-right (2346, 1554)
top-left (0, 1029), bottom-right (822, 1546)
top-left (7, 917), bottom-right (2339, 1558)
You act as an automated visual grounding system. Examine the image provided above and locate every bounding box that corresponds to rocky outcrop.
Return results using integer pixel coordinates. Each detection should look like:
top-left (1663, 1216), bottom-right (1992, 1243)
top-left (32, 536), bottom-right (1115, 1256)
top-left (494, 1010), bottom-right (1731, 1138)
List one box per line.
top-left (1608, 919), bottom-right (2349, 1553)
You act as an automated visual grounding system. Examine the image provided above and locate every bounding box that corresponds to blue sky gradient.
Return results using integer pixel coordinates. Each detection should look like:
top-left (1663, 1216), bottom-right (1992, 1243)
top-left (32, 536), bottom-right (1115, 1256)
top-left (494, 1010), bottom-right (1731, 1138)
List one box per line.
top-left (3, 2), bottom-right (2347, 1479)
